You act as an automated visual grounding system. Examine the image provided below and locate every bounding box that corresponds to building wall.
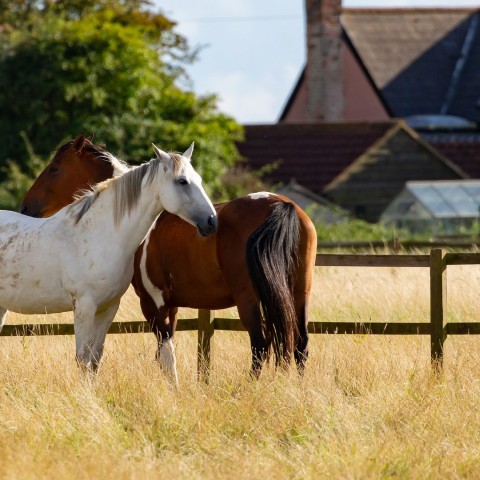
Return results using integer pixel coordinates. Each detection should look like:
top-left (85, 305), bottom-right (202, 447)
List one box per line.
top-left (282, 38), bottom-right (389, 123)
top-left (281, 74), bottom-right (309, 123)
top-left (343, 44), bottom-right (389, 121)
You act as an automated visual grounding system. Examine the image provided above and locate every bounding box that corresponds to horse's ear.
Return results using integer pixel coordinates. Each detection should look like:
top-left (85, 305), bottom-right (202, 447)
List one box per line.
top-left (87, 133), bottom-right (94, 142)
top-left (152, 143), bottom-right (171, 164)
top-left (73, 133), bottom-right (86, 153)
top-left (183, 142), bottom-right (194, 160)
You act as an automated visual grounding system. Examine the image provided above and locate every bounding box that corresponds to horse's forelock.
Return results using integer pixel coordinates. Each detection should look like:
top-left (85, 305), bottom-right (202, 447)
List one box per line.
top-left (169, 153), bottom-right (185, 176)
top-left (82, 139), bottom-right (107, 156)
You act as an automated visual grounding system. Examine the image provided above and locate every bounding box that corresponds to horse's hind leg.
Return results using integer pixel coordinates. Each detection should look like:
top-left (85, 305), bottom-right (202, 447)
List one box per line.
top-left (294, 302), bottom-right (309, 375)
top-left (237, 300), bottom-right (267, 378)
top-left (0, 307), bottom-right (7, 332)
top-left (293, 255), bottom-right (315, 375)
top-left (293, 214), bottom-right (317, 375)
top-left (74, 297), bottom-right (120, 372)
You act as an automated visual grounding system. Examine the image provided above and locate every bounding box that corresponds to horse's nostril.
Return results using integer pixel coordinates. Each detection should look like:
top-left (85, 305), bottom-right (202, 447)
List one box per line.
top-left (20, 204), bottom-right (28, 214)
top-left (208, 215), bottom-right (217, 227)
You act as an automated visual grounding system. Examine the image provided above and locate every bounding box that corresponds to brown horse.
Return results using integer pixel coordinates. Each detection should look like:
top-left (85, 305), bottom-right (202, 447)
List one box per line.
top-left (21, 134), bottom-right (318, 381)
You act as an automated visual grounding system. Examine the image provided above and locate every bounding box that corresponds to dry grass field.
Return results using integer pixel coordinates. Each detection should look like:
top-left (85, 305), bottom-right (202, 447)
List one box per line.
top-left (2, 262), bottom-right (480, 479)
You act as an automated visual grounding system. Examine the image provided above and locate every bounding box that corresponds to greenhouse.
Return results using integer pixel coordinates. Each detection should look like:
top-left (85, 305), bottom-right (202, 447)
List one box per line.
top-left (381, 180), bottom-right (480, 234)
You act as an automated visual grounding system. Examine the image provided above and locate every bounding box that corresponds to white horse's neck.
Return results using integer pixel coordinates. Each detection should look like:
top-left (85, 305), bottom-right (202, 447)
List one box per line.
top-left (112, 180), bottom-right (164, 253)
top-left (69, 161), bottom-right (166, 258)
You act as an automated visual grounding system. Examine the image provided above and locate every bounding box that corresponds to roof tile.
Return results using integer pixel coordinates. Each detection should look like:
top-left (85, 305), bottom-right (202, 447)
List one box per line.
top-left (237, 122), bottom-right (397, 192)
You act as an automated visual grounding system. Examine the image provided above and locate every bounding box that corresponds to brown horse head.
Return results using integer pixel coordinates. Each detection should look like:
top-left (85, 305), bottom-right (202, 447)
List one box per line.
top-left (20, 133), bottom-right (124, 217)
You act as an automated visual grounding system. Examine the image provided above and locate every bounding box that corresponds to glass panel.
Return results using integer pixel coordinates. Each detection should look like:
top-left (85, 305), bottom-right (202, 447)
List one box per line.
top-left (408, 182), bottom-right (480, 219)
top-left (410, 185), bottom-right (453, 218)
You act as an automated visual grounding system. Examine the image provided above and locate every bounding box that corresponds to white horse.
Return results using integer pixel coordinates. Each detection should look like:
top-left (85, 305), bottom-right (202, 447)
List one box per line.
top-left (0, 142), bottom-right (217, 371)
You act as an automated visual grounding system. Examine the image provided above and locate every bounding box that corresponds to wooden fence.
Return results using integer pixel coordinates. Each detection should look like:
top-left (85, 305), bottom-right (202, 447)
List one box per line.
top-left (2, 248), bottom-right (480, 372)
top-left (317, 238), bottom-right (480, 251)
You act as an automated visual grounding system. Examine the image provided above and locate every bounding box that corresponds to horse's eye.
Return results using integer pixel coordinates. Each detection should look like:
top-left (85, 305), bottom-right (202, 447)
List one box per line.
top-left (49, 164), bottom-right (59, 174)
top-left (177, 178), bottom-right (188, 186)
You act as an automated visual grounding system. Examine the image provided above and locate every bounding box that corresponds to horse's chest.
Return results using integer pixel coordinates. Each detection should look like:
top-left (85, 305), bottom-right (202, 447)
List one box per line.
top-left (74, 254), bottom-right (133, 296)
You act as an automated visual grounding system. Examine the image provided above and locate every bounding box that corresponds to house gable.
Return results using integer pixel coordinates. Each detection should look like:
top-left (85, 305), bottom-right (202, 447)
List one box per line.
top-left (279, 34), bottom-right (389, 123)
top-left (323, 123), bottom-right (468, 222)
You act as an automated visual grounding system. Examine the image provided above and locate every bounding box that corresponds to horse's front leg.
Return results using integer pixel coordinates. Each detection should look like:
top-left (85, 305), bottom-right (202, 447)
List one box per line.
top-left (74, 296), bottom-right (120, 372)
top-left (155, 307), bottom-right (179, 385)
top-left (0, 307), bottom-right (7, 332)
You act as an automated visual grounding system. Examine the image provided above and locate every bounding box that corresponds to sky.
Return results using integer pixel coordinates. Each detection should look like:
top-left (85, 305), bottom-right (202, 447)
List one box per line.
top-left (154, 1), bottom-right (480, 124)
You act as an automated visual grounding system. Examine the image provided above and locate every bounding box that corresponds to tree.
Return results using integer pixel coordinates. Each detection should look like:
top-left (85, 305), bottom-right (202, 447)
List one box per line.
top-left (0, 0), bottom-right (243, 202)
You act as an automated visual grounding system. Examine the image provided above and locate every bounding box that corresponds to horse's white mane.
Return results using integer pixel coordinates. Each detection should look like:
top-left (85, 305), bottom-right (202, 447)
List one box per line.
top-left (99, 151), bottom-right (130, 176)
top-left (67, 151), bottom-right (186, 227)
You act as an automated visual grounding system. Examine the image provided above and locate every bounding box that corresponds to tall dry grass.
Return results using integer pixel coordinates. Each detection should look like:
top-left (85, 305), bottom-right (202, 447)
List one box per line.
top-left (1, 264), bottom-right (480, 479)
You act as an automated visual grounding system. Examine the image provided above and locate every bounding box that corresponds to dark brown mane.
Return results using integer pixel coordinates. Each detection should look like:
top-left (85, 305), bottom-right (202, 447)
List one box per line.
top-left (82, 140), bottom-right (108, 157)
top-left (52, 138), bottom-right (107, 163)
top-left (53, 138), bottom-right (129, 177)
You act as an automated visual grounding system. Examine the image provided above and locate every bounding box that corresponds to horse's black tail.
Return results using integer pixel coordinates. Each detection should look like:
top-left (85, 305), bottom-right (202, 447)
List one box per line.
top-left (246, 201), bottom-right (300, 366)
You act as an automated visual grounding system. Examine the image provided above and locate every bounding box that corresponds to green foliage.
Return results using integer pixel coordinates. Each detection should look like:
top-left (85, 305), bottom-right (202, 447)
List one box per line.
top-left (0, 133), bottom-right (49, 210)
top-left (314, 217), bottom-right (405, 242)
top-left (215, 162), bottom-right (274, 202)
top-left (0, 0), bottom-right (242, 205)
top-left (314, 215), bottom-right (480, 245)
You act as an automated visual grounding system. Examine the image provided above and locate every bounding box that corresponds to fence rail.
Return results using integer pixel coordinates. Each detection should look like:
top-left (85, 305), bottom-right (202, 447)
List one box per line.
top-left (2, 248), bottom-right (480, 371)
top-left (317, 239), bottom-right (480, 250)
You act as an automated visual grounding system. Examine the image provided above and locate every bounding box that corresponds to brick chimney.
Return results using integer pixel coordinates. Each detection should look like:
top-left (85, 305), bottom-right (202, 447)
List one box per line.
top-left (305, 0), bottom-right (344, 121)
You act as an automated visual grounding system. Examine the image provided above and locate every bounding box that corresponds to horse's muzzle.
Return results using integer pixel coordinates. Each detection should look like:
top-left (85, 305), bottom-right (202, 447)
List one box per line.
top-left (20, 202), bottom-right (41, 217)
top-left (197, 214), bottom-right (218, 237)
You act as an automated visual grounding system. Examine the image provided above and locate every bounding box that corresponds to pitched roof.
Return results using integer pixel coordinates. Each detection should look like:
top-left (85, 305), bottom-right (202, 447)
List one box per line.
top-left (342, 8), bottom-right (480, 120)
top-left (238, 120), bottom-right (468, 194)
top-left (237, 122), bottom-right (397, 193)
top-left (281, 8), bottom-right (480, 122)
top-left (323, 122), bottom-right (468, 193)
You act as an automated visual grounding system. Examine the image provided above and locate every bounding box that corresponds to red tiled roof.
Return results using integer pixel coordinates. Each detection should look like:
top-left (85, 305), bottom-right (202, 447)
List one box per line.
top-left (423, 132), bottom-right (480, 178)
top-left (237, 122), bottom-right (397, 193)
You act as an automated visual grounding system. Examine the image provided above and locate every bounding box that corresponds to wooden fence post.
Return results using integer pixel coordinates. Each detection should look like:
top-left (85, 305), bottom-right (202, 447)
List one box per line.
top-left (197, 309), bottom-right (214, 382)
top-left (430, 248), bottom-right (447, 368)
